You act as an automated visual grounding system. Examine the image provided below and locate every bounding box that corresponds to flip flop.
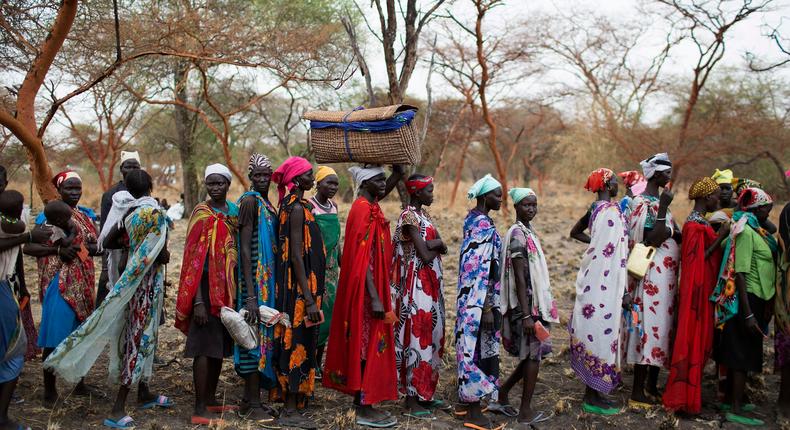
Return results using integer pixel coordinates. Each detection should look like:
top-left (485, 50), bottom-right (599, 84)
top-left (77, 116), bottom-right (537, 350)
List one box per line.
top-left (356, 415), bottom-right (398, 428)
top-left (402, 410), bottom-right (436, 420)
top-left (419, 399), bottom-right (453, 411)
top-left (521, 411), bottom-right (551, 424)
top-left (190, 416), bottom-right (226, 426)
top-left (277, 413), bottom-right (317, 429)
top-left (486, 402), bottom-right (519, 417)
top-left (138, 395), bottom-right (174, 410)
top-left (206, 404), bottom-right (240, 413)
top-left (582, 402), bottom-right (620, 416)
top-left (725, 412), bottom-right (764, 426)
top-left (103, 415), bottom-right (135, 429)
top-left (628, 399), bottom-right (655, 410)
top-left (718, 402), bottom-right (756, 412)
top-left (238, 403), bottom-right (277, 423)
top-left (463, 422), bottom-right (505, 430)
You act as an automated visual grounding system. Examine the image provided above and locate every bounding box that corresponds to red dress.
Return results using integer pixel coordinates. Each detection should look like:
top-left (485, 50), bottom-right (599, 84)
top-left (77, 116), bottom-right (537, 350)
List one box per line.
top-left (663, 214), bottom-right (722, 413)
top-left (323, 198), bottom-right (398, 405)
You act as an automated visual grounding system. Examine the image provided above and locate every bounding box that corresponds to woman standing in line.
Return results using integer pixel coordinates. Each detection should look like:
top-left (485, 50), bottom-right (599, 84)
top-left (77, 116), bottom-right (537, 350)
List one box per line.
top-left (496, 187), bottom-right (558, 425)
top-left (45, 170), bottom-right (173, 429)
top-left (323, 164), bottom-right (403, 429)
top-left (175, 164), bottom-right (239, 426)
top-left (25, 171), bottom-right (100, 405)
top-left (308, 166), bottom-right (341, 377)
top-left (662, 178), bottom-right (727, 414)
top-left (623, 153), bottom-right (680, 407)
top-left (392, 174), bottom-right (447, 420)
top-left (711, 187), bottom-right (776, 426)
top-left (271, 157), bottom-right (325, 429)
top-left (568, 168), bottom-right (628, 416)
top-left (456, 174), bottom-right (503, 430)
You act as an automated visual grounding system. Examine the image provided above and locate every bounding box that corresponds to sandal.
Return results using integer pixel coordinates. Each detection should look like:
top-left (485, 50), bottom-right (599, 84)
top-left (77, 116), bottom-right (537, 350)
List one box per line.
top-left (582, 402), bottom-right (620, 416)
top-left (238, 402), bottom-right (276, 423)
top-left (138, 395), bottom-right (174, 410)
top-left (103, 415), bottom-right (135, 429)
top-left (486, 402), bottom-right (519, 417)
top-left (278, 413), bottom-right (317, 429)
top-left (628, 399), bottom-right (656, 410)
top-left (356, 415), bottom-right (398, 428)
top-left (206, 404), bottom-right (240, 413)
top-left (718, 402), bottom-right (756, 412)
top-left (402, 409), bottom-right (436, 420)
top-left (190, 416), bottom-right (226, 426)
top-left (520, 410), bottom-right (551, 424)
top-left (725, 412), bottom-right (764, 426)
top-left (419, 399), bottom-right (452, 411)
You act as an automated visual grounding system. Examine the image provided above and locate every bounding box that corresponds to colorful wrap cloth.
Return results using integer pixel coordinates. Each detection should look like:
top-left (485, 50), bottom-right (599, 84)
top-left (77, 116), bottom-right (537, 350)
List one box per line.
top-left (688, 177), bottom-right (719, 200)
top-left (584, 168), bottom-right (615, 193)
top-left (272, 157), bottom-right (312, 202)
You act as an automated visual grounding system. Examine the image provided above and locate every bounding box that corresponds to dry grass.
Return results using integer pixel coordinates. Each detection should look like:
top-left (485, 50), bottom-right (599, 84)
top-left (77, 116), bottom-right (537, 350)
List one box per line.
top-left (10, 180), bottom-right (786, 429)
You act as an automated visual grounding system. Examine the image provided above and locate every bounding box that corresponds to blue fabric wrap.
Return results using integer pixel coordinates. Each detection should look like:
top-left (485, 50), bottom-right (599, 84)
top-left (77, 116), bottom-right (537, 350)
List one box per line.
top-left (309, 110), bottom-right (416, 132)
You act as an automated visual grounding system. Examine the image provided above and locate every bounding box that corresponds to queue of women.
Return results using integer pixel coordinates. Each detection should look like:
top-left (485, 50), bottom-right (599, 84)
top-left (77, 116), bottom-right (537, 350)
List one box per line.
top-left (0, 149), bottom-right (789, 430)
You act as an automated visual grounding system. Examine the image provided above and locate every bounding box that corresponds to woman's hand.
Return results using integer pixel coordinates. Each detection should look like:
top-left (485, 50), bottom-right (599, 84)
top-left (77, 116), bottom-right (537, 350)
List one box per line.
top-left (58, 245), bottom-right (79, 262)
top-left (371, 298), bottom-right (385, 319)
top-left (244, 297), bottom-right (259, 325)
top-left (659, 189), bottom-right (674, 208)
top-left (156, 249), bottom-right (171, 265)
top-left (306, 301), bottom-right (322, 323)
top-left (744, 316), bottom-right (765, 338)
top-left (30, 225), bottom-right (52, 244)
top-left (522, 317), bottom-right (535, 336)
top-left (481, 310), bottom-right (495, 331)
top-left (193, 303), bottom-right (209, 326)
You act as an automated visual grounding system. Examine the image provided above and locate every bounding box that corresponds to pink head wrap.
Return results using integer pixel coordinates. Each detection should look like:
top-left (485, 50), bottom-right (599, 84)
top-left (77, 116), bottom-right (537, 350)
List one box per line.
top-left (272, 156), bottom-right (312, 202)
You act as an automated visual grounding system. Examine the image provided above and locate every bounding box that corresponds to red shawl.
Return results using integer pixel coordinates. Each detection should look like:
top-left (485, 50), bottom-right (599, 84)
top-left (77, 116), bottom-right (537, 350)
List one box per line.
top-left (323, 198), bottom-right (397, 404)
top-left (663, 220), bottom-right (722, 413)
top-left (37, 208), bottom-right (97, 322)
top-left (175, 203), bottom-right (238, 334)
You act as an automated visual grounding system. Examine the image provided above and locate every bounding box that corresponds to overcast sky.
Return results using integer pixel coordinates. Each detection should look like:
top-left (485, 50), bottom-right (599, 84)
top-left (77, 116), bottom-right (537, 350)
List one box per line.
top-left (356, 0), bottom-right (790, 101)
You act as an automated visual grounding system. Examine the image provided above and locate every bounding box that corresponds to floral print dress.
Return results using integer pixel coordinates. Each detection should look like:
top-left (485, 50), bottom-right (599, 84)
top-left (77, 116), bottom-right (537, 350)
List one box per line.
top-left (568, 201), bottom-right (629, 394)
top-left (392, 206), bottom-right (445, 401)
top-left (273, 193), bottom-right (325, 402)
top-left (624, 194), bottom-right (679, 367)
top-left (456, 209), bottom-right (501, 403)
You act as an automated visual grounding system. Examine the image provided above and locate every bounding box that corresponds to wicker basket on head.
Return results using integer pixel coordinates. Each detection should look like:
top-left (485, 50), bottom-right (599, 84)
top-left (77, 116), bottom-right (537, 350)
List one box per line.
top-left (303, 104), bottom-right (420, 165)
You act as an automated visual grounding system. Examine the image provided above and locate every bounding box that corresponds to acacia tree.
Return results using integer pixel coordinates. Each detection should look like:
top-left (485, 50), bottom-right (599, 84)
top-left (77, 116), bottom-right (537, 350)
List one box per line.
top-left (59, 78), bottom-right (159, 190)
top-left (655, 0), bottom-right (772, 177)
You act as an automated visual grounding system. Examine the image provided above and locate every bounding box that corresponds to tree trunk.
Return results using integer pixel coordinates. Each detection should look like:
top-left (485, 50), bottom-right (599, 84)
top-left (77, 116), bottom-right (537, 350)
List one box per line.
top-left (173, 61), bottom-right (199, 213)
top-left (7, 0), bottom-right (79, 202)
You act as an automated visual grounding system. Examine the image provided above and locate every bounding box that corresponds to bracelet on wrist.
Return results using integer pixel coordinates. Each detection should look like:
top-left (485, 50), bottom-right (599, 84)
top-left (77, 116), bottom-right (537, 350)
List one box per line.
top-left (193, 301), bottom-right (204, 306)
top-left (744, 313), bottom-right (755, 320)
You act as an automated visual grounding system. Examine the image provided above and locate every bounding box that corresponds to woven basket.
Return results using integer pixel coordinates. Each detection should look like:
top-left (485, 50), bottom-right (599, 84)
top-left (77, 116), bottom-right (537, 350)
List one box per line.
top-left (303, 104), bottom-right (421, 165)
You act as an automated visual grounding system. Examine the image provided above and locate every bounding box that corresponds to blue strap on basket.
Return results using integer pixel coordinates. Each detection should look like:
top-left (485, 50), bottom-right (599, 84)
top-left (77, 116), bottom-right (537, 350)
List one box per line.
top-left (340, 107), bottom-right (364, 161)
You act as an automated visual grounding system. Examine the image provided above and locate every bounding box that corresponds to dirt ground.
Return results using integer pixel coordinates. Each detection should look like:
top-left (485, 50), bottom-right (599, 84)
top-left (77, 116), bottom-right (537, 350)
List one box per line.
top-left (10, 182), bottom-right (789, 429)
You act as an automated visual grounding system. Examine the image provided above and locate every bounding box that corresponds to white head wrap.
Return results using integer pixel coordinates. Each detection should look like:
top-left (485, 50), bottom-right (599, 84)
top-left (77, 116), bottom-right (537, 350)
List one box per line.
top-left (120, 151), bottom-right (140, 164)
top-left (205, 163), bottom-right (232, 182)
top-left (348, 164), bottom-right (385, 188)
top-left (640, 153), bottom-right (672, 180)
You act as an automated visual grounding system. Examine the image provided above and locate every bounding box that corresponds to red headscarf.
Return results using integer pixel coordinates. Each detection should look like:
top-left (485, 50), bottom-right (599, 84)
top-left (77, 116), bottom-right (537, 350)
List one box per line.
top-left (272, 156), bottom-right (312, 202)
top-left (585, 168), bottom-right (615, 192)
top-left (618, 170), bottom-right (644, 188)
top-left (52, 170), bottom-right (82, 188)
top-left (405, 176), bottom-right (433, 194)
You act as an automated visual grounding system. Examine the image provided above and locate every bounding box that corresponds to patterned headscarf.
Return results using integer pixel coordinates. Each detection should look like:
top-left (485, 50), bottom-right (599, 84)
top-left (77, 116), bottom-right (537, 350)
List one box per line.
top-left (640, 153), bottom-right (672, 179)
top-left (405, 176), bottom-right (433, 195)
top-left (711, 168), bottom-right (735, 185)
top-left (508, 187), bottom-right (536, 204)
top-left (735, 178), bottom-right (763, 195)
top-left (467, 174), bottom-right (502, 199)
top-left (584, 168), bottom-right (615, 193)
top-left (738, 187), bottom-right (773, 210)
top-left (52, 170), bottom-right (82, 188)
top-left (688, 177), bottom-right (719, 200)
top-left (618, 171), bottom-right (644, 188)
top-left (248, 153), bottom-right (271, 173)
